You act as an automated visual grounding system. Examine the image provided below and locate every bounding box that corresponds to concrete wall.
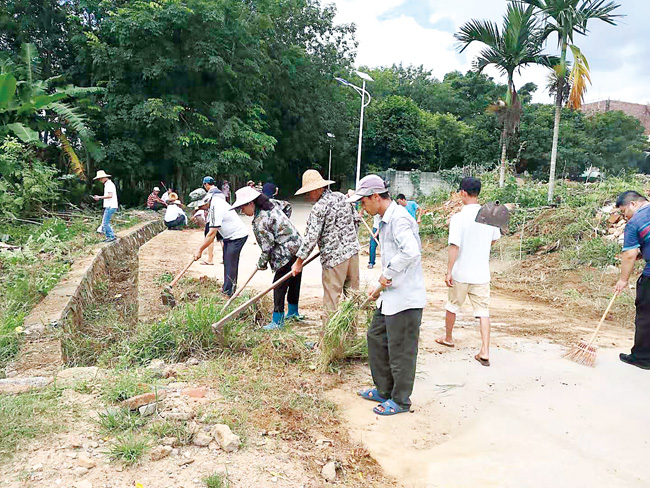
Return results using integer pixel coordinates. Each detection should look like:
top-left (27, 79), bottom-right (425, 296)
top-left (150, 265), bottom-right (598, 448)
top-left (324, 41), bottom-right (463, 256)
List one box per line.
top-left (5, 219), bottom-right (165, 380)
top-left (383, 170), bottom-right (450, 200)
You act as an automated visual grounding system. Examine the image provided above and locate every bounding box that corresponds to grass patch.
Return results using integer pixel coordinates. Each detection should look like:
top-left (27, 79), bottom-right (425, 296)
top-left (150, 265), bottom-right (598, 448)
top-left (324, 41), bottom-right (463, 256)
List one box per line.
top-left (0, 388), bottom-right (64, 459)
top-left (203, 473), bottom-right (230, 488)
top-left (107, 434), bottom-right (149, 465)
top-left (100, 371), bottom-right (153, 404)
top-left (148, 419), bottom-right (194, 445)
top-left (97, 407), bottom-right (149, 435)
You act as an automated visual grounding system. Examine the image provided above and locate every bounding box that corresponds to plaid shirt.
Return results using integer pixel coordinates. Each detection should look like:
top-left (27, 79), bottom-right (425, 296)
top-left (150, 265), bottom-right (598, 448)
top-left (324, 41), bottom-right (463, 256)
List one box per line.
top-left (253, 202), bottom-right (303, 272)
top-left (147, 192), bottom-right (165, 208)
top-left (297, 189), bottom-right (360, 269)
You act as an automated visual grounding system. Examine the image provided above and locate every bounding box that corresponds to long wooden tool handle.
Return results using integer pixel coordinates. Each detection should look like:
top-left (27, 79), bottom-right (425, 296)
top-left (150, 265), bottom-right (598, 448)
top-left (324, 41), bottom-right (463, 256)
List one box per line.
top-left (213, 251), bottom-right (320, 329)
top-left (586, 290), bottom-right (619, 346)
top-left (221, 267), bottom-right (258, 312)
top-left (359, 284), bottom-right (385, 309)
top-left (359, 216), bottom-right (379, 245)
top-left (168, 257), bottom-right (196, 289)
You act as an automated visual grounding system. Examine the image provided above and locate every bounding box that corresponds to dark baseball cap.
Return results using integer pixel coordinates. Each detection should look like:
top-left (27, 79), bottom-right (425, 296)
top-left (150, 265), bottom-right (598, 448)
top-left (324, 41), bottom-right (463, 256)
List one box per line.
top-left (202, 176), bottom-right (215, 185)
top-left (459, 177), bottom-right (481, 195)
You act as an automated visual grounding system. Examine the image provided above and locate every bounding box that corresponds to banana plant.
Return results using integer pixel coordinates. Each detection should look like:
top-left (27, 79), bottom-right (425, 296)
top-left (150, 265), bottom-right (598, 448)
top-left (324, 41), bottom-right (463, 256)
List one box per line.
top-left (0, 44), bottom-right (104, 179)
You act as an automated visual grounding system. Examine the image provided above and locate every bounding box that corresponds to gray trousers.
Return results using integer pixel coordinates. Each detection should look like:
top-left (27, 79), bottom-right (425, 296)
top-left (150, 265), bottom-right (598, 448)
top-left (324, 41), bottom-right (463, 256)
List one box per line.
top-left (367, 307), bottom-right (422, 409)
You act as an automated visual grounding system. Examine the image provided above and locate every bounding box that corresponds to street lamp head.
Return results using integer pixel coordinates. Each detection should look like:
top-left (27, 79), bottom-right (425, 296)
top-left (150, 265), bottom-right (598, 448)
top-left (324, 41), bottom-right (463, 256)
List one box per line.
top-left (355, 70), bottom-right (374, 82)
top-left (327, 133), bottom-right (335, 138)
top-left (334, 77), bottom-right (350, 86)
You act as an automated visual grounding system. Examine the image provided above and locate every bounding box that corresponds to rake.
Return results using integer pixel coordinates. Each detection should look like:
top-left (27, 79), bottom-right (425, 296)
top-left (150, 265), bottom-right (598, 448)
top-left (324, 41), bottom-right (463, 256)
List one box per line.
top-left (564, 290), bottom-right (619, 367)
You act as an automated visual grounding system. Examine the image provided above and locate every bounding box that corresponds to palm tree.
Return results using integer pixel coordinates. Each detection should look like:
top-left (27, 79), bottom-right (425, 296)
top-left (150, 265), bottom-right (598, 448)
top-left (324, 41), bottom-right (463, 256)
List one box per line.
top-left (456, 3), bottom-right (557, 187)
top-left (516, 0), bottom-right (621, 202)
top-left (0, 43), bottom-right (104, 179)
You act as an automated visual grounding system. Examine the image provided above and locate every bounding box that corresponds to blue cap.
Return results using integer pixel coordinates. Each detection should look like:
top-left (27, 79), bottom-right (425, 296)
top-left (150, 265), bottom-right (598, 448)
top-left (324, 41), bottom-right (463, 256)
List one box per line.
top-left (202, 176), bottom-right (215, 185)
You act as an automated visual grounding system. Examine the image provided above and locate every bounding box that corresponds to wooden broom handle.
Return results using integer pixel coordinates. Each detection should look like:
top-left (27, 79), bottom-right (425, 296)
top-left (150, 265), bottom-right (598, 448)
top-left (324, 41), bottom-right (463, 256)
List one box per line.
top-left (220, 266), bottom-right (258, 312)
top-left (213, 251), bottom-right (320, 329)
top-left (359, 215), bottom-right (379, 245)
top-left (586, 290), bottom-right (619, 346)
top-left (168, 257), bottom-right (196, 289)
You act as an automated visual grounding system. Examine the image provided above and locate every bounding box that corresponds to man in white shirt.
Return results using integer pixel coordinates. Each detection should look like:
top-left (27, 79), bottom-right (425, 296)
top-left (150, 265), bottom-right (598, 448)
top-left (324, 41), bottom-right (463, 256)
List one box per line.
top-left (164, 193), bottom-right (187, 230)
top-left (194, 194), bottom-right (249, 296)
top-left (438, 177), bottom-right (500, 366)
top-left (347, 175), bottom-right (426, 416)
top-left (92, 170), bottom-right (118, 243)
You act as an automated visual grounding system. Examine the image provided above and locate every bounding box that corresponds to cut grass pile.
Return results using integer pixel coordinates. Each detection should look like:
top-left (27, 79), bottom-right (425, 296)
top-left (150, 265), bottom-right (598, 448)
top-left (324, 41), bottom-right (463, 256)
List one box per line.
top-left (317, 291), bottom-right (371, 373)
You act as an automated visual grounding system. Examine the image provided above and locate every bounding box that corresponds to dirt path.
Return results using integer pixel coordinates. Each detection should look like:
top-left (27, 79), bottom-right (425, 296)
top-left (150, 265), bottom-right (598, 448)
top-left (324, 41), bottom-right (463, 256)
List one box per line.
top-left (138, 200), bottom-right (645, 487)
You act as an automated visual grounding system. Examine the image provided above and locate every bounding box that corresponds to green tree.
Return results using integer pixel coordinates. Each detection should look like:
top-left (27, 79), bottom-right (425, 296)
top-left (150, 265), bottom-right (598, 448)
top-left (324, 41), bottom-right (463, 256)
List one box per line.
top-left (585, 110), bottom-right (646, 173)
top-left (456, 2), bottom-right (557, 187)
top-left (517, 0), bottom-right (622, 201)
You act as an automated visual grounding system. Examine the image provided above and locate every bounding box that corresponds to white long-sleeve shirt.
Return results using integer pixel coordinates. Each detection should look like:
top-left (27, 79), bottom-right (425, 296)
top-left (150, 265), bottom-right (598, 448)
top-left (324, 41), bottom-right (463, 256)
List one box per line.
top-left (376, 201), bottom-right (426, 315)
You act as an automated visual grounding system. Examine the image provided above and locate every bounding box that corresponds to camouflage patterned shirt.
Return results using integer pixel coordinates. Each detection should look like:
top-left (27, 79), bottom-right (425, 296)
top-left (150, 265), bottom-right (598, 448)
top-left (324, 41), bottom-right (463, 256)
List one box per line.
top-left (253, 202), bottom-right (303, 272)
top-left (297, 189), bottom-right (360, 269)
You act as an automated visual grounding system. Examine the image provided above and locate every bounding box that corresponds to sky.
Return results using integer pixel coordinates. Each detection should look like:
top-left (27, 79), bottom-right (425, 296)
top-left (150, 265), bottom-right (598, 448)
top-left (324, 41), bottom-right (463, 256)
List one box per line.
top-left (331, 0), bottom-right (650, 105)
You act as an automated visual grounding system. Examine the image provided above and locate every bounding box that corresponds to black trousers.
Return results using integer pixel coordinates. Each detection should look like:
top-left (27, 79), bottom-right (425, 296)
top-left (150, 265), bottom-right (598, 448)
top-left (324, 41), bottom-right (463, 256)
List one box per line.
top-left (273, 256), bottom-right (302, 313)
top-left (367, 307), bottom-right (422, 409)
top-left (149, 202), bottom-right (164, 211)
top-left (223, 235), bottom-right (248, 296)
top-left (633, 275), bottom-right (650, 361)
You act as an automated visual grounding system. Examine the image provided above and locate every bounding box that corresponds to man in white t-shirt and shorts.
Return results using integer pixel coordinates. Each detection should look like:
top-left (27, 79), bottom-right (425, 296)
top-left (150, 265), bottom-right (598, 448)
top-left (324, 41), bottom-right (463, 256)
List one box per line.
top-left (437, 177), bottom-right (500, 366)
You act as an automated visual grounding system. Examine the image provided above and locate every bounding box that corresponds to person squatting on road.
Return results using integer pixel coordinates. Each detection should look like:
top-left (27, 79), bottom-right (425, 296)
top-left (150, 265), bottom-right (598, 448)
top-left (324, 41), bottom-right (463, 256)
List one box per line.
top-left (147, 186), bottom-right (167, 211)
top-left (231, 186), bottom-right (304, 330)
top-left (291, 170), bottom-right (361, 325)
top-left (615, 190), bottom-right (650, 370)
top-left (164, 193), bottom-right (187, 230)
top-left (194, 187), bottom-right (248, 297)
top-left (92, 170), bottom-right (118, 243)
top-left (438, 177), bottom-right (500, 367)
top-left (348, 175), bottom-right (426, 416)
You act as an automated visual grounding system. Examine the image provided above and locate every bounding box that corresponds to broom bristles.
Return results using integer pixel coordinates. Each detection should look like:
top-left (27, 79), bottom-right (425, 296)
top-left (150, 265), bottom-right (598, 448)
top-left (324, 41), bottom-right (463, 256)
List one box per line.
top-left (564, 340), bottom-right (597, 367)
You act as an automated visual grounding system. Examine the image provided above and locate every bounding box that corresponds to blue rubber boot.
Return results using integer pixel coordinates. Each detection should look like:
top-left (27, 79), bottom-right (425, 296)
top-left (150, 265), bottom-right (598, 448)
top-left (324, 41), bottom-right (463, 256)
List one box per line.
top-left (285, 303), bottom-right (305, 321)
top-left (263, 312), bottom-right (285, 330)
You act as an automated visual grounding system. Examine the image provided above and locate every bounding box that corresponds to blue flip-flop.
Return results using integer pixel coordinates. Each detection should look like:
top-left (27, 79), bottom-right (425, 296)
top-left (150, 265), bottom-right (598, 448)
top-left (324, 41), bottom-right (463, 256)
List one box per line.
top-left (373, 399), bottom-right (409, 416)
top-left (357, 388), bottom-right (387, 403)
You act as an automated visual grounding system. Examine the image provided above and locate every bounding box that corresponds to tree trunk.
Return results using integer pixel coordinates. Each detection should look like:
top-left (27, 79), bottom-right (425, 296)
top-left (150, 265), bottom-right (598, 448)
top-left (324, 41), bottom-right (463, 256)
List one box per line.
top-left (499, 127), bottom-right (507, 188)
top-left (547, 88), bottom-right (562, 203)
top-left (548, 41), bottom-right (568, 203)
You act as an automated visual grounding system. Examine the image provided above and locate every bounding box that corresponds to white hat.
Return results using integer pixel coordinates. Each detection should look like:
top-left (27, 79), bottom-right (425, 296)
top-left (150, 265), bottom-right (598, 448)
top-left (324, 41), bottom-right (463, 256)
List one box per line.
top-left (153, 186), bottom-right (160, 192)
top-left (231, 186), bottom-right (261, 209)
top-left (188, 194), bottom-right (211, 209)
top-left (93, 170), bottom-right (111, 180)
top-left (346, 175), bottom-right (388, 203)
top-left (294, 169), bottom-right (335, 195)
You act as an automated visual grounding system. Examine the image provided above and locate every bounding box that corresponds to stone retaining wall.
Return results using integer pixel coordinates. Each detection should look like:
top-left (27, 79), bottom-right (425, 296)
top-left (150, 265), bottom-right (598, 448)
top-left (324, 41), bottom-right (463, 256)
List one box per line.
top-left (3, 219), bottom-right (165, 381)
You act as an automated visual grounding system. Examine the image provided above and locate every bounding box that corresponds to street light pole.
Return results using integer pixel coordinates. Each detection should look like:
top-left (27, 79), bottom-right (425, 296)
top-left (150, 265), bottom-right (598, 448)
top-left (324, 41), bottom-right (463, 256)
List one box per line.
top-left (327, 132), bottom-right (335, 182)
top-left (335, 71), bottom-right (373, 187)
top-left (355, 79), bottom-right (366, 187)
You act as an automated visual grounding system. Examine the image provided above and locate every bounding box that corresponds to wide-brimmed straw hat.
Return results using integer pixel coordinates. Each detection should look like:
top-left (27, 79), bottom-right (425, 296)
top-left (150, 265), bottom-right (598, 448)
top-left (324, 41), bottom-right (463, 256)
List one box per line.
top-left (294, 169), bottom-right (334, 195)
top-left (93, 170), bottom-right (111, 180)
top-left (231, 186), bottom-right (261, 209)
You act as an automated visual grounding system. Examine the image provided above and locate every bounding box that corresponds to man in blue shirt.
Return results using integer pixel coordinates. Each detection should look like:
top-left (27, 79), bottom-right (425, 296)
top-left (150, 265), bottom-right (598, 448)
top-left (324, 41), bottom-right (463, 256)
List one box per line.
top-left (396, 194), bottom-right (421, 224)
top-left (615, 190), bottom-right (650, 369)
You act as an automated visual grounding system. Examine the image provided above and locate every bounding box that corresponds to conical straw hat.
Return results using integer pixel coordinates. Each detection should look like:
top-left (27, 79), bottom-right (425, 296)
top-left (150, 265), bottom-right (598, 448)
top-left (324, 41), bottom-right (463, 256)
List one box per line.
top-left (294, 169), bottom-right (335, 195)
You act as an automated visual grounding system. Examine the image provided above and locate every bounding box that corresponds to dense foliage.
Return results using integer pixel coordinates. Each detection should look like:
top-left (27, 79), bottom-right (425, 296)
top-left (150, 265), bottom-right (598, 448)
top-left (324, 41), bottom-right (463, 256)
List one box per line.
top-left (0, 0), bottom-right (646, 204)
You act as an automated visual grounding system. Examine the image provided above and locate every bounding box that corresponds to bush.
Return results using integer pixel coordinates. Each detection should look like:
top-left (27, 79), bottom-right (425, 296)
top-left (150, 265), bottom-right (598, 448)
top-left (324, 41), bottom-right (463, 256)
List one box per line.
top-left (0, 137), bottom-right (62, 219)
